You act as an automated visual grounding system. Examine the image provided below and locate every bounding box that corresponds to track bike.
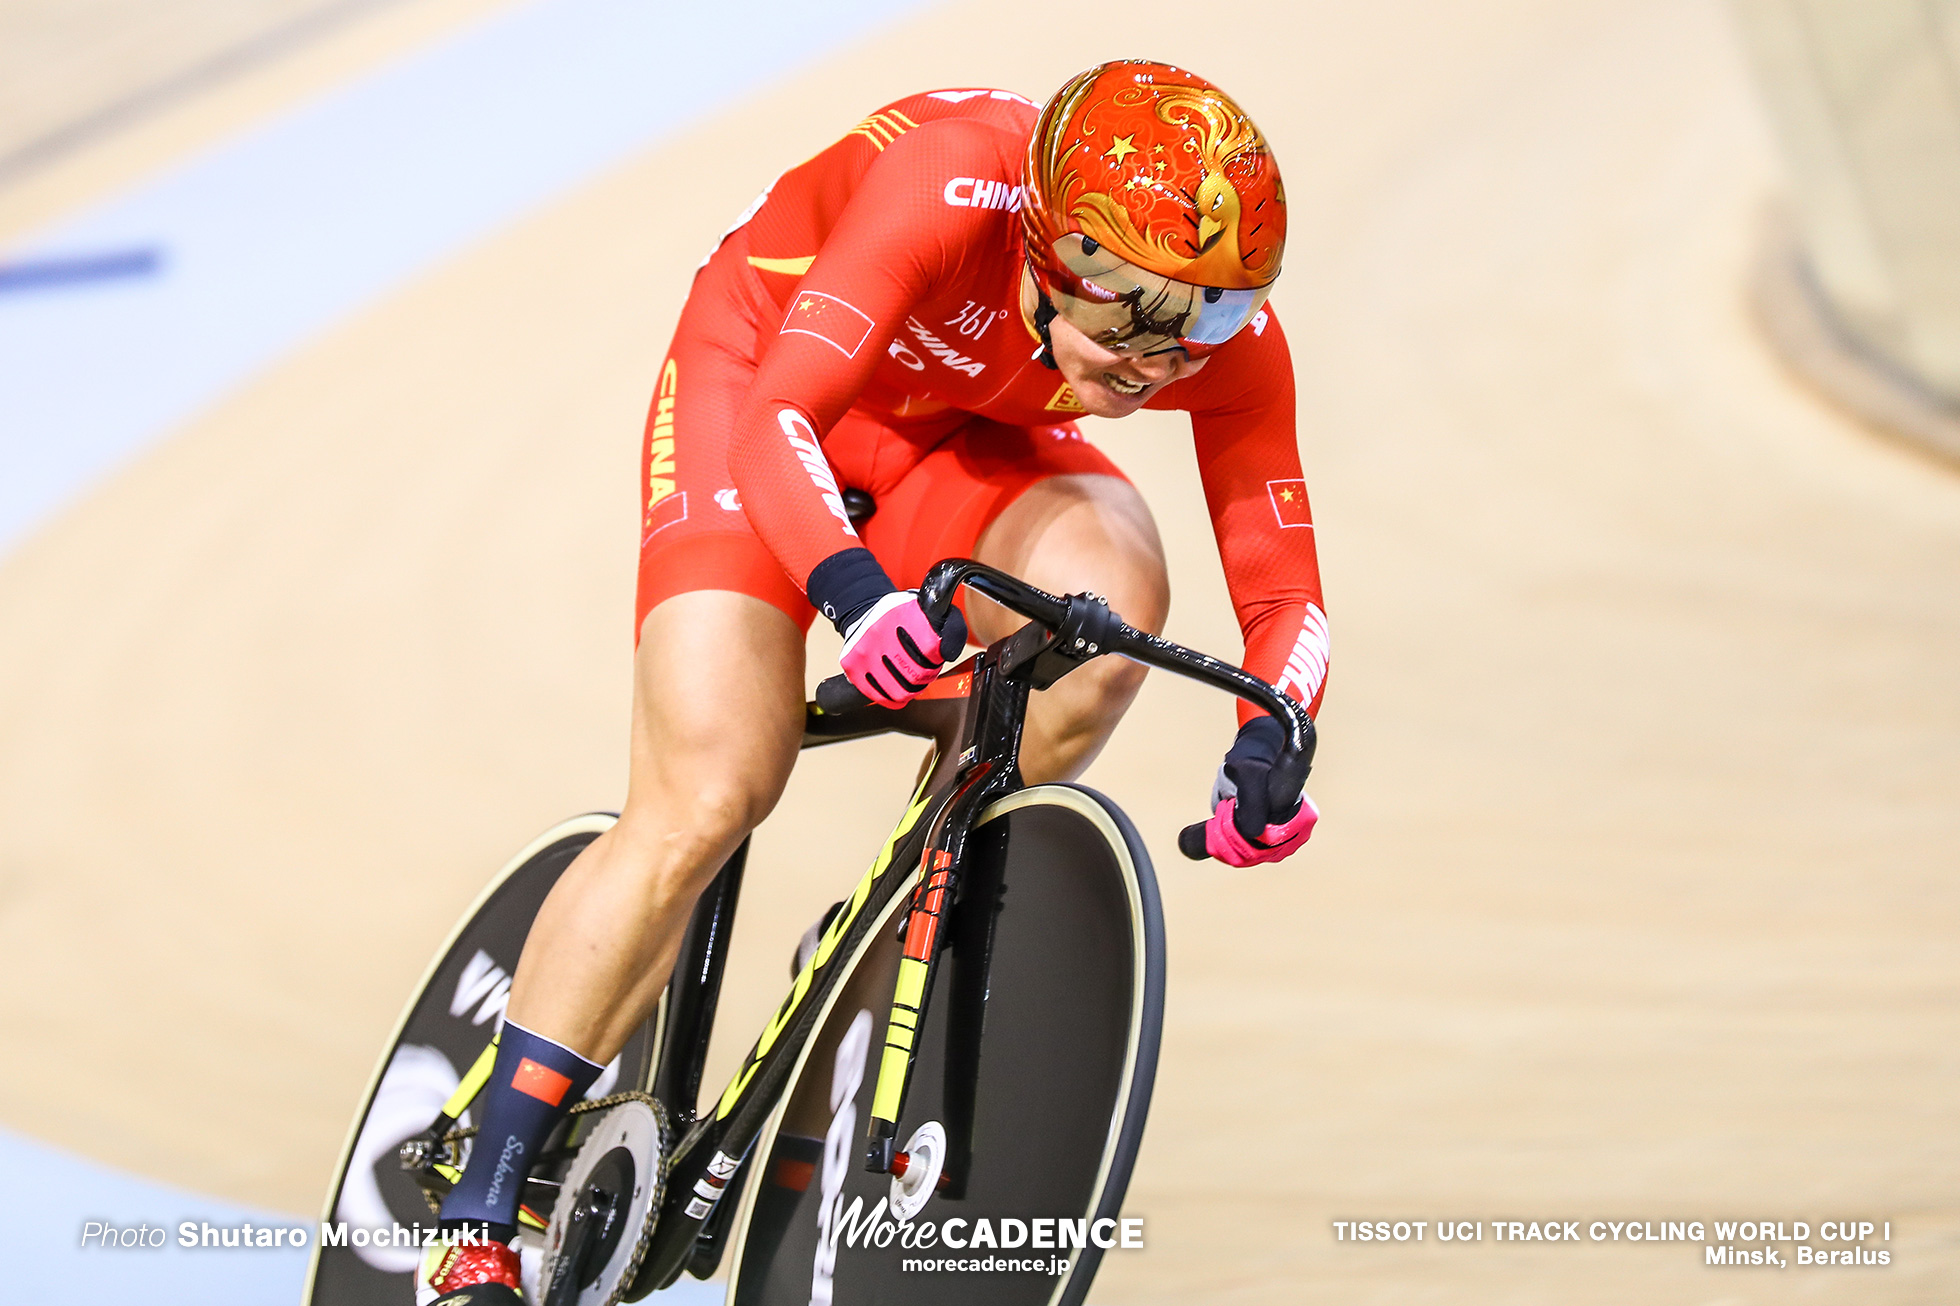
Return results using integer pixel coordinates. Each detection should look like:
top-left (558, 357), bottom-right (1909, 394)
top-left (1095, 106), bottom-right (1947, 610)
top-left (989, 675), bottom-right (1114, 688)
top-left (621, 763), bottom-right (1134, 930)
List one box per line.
top-left (303, 557), bottom-right (1314, 1306)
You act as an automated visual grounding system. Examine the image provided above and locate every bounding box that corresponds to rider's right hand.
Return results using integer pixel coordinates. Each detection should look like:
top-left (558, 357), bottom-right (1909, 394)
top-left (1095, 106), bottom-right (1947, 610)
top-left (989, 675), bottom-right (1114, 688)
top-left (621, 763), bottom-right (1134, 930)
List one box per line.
top-left (1200, 715), bottom-right (1319, 865)
top-left (1203, 791), bottom-right (1320, 865)
top-left (839, 591), bottom-right (967, 708)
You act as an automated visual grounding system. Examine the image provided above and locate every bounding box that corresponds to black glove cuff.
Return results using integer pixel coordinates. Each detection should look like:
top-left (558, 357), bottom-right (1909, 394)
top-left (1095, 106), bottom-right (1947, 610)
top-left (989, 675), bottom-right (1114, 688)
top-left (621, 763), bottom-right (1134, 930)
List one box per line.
top-left (807, 547), bottom-right (897, 636)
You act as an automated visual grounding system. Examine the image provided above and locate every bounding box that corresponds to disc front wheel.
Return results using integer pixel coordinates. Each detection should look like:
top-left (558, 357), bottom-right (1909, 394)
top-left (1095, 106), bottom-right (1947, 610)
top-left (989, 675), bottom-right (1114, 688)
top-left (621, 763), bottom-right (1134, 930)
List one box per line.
top-left (719, 784), bottom-right (1165, 1306)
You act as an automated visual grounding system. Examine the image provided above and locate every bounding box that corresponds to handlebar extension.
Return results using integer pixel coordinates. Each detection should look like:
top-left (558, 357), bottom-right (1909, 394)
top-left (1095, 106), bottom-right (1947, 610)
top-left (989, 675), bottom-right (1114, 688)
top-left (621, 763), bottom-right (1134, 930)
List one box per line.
top-left (811, 559), bottom-right (1315, 861)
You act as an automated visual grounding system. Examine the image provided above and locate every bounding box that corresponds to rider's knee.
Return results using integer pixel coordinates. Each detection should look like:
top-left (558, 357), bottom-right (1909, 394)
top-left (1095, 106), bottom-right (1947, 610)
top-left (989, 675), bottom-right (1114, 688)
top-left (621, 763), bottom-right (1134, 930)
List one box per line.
top-left (614, 767), bottom-right (781, 892)
top-left (1085, 651), bottom-right (1149, 712)
top-left (1048, 652), bottom-right (1149, 736)
top-left (1024, 654), bottom-right (1145, 783)
top-left (676, 773), bottom-right (777, 851)
top-left (1113, 566), bottom-right (1169, 638)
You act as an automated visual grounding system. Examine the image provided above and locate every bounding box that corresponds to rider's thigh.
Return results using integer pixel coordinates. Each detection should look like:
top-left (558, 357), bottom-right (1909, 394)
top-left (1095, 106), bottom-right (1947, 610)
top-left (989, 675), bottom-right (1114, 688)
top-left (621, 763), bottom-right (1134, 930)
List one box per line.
top-left (621, 589), bottom-right (808, 870)
top-left (506, 590), bottom-right (805, 1058)
top-left (971, 473), bottom-right (1169, 782)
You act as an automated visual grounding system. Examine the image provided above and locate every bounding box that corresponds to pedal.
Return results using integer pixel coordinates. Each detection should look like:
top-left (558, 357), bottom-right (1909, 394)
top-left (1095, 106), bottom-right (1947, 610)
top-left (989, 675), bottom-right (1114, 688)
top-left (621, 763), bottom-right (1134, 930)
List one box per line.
top-left (399, 1126), bottom-right (459, 1216)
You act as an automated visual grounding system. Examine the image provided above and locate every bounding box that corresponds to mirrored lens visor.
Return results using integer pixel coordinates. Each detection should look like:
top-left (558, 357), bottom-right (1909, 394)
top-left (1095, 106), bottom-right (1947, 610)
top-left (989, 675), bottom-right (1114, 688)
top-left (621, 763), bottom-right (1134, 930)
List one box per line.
top-left (1048, 234), bottom-right (1270, 356)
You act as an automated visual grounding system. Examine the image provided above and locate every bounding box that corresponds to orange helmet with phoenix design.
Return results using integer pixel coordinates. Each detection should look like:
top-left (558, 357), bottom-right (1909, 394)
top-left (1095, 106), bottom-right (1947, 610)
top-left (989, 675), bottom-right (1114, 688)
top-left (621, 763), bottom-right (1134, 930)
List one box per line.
top-left (1023, 60), bottom-right (1286, 358)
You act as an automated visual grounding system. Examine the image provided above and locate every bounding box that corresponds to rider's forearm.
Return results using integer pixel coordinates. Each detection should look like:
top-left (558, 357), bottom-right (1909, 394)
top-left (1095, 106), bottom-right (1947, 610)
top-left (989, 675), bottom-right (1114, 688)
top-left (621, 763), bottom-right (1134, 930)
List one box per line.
top-left (1239, 597), bottom-right (1330, 722)
top-left (722, 129), bottom-right (991, 591)
top-left (726, 391), bottom-right (866, 585)
top-left (1185, 305), bottom-right (1328, 722)
top-left (1193, 466), bottom-right (1328, 721)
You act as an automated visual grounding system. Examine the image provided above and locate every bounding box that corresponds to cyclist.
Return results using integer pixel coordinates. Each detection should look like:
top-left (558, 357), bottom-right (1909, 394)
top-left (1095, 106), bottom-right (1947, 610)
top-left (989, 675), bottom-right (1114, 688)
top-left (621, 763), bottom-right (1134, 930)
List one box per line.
top-left (418, 59), bottom-right (1328, 1302)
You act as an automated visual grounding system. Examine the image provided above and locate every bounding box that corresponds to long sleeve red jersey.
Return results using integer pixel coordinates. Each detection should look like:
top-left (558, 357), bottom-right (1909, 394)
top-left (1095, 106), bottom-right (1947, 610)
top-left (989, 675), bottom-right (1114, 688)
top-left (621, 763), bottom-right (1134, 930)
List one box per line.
top-left (711, 88), bottom-right (1328, 720)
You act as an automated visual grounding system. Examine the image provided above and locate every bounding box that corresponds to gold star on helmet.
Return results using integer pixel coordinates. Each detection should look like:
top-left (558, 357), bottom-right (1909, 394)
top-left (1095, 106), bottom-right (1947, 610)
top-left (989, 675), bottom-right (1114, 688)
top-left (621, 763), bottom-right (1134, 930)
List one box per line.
top-left (799, 298), bottom-right (814, 311)
top-left (1280, 488), bottom-right (1296, 501)
top-left (1104, 133), bottom-right (1139, 163)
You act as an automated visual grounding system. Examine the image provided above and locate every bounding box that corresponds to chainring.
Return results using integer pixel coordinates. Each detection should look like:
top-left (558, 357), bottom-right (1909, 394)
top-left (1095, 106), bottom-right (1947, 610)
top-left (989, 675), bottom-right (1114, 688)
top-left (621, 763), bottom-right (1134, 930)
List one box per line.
top-left (529, 1094), bottom-right (670, 1306)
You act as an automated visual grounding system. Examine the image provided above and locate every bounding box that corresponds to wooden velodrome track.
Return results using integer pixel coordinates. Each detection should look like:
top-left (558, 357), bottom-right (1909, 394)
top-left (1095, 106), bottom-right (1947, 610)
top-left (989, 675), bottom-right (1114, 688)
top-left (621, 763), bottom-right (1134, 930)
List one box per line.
top-left (2, 0), bottom-right (1956, 1300)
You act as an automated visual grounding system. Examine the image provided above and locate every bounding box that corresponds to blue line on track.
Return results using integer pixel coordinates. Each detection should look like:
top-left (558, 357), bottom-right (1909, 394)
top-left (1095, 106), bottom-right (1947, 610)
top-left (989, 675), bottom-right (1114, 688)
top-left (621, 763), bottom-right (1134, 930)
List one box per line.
top-left (0, 246), bottom-right (164, 292)
top-left (0, 0), bottom-right (932, 1298)
top-left (0, 0), bottom-right (937, 557)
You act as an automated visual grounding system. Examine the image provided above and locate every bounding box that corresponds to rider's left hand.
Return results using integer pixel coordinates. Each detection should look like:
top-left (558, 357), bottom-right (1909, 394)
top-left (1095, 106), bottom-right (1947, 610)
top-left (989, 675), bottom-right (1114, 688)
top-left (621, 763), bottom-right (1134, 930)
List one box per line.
top-left (1204, 716), bottom-right (1319, 866)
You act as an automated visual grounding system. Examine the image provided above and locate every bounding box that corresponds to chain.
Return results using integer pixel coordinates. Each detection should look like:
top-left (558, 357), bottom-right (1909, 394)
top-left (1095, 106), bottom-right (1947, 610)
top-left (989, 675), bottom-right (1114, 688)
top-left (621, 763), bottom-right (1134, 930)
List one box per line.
top-left (419, 1090), bottom-right (672, 1305)
top-left (591, 1093), bottom-right (669, 1306)
top-left (435, 1089), bottom-right (664, 1151)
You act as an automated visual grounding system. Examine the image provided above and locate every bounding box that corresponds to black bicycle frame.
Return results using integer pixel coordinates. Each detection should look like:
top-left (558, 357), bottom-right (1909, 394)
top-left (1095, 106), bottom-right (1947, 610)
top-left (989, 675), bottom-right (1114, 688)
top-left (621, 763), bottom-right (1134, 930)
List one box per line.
top-left (634, 559), bottom-right (1315, 1293)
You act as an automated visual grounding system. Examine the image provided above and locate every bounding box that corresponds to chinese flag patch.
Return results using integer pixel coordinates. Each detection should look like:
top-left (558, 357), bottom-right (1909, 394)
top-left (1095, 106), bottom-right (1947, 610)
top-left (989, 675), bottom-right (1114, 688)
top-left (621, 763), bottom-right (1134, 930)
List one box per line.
top-left (781, 290), bottom-right (875, 358)
top-left (642, 488), bottom-right (688, 545)
top-left (1267, 479), bottom-right (1313, 529)
top-left (920, 667), bottom-right (973, 701)
top-left (511, 1057), bottom-right (574, 1106)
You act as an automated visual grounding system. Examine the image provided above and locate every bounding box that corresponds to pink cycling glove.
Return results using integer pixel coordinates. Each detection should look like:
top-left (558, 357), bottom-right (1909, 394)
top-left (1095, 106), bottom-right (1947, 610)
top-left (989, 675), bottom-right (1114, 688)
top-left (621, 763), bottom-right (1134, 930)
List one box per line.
top-left (1201, 715), bottom-right (1318, 867)
top-left (1204, 792), bottom-right (1320, 866)
top-left (839, 592), bottom-right (958, 709)
top-left (809, 548), bottom-right (968, 710)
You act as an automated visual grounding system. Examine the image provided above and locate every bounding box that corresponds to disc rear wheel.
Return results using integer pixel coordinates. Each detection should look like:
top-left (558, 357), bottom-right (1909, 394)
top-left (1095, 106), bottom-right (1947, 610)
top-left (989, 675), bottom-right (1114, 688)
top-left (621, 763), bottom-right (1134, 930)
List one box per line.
top-left (303, 815), bottom-right (659, 1305)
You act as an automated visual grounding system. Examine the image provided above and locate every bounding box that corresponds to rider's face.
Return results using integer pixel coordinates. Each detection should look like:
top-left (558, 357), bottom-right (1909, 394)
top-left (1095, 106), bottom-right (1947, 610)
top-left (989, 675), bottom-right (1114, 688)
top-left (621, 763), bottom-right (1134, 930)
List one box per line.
top-left (1046, 311), bottom-right (1210, 416)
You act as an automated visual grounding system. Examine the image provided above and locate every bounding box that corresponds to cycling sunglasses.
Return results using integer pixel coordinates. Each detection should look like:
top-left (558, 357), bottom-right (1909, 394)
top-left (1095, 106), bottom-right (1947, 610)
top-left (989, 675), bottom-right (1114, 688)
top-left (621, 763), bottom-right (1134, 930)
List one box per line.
top-left (1045, 233), bottom-right (1272, 359)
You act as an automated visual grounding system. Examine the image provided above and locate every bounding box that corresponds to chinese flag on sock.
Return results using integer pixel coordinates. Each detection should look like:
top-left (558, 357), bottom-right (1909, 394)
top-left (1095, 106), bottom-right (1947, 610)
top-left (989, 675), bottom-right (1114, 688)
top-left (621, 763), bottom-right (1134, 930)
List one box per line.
top-left (511, 1057), bottom-right (574, 1106)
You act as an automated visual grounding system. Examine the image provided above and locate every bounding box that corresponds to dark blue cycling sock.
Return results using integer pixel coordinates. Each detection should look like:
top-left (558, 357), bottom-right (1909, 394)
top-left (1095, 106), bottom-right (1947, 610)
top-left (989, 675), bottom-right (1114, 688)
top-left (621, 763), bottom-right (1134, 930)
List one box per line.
top-left (439, 1020), bottom-right (603, 1240)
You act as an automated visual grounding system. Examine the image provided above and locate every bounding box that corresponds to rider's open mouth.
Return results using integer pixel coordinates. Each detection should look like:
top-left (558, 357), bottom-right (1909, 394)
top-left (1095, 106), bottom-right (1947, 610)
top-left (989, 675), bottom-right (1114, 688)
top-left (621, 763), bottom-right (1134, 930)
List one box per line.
top-left (1103, 372), bottom-right (1147, 397)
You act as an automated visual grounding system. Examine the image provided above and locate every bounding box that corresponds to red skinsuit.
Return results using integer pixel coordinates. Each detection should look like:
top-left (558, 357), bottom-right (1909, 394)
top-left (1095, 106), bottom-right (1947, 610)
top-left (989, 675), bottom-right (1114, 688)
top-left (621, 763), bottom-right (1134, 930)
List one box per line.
top-left (672, 88), bottom-right (1328, 721)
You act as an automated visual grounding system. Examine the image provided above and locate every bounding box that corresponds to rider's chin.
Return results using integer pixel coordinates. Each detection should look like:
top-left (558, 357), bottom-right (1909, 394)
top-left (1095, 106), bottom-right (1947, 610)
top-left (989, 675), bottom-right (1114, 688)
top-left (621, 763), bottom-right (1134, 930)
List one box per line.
top-left (1087, 375), bottom-right (1149, 414)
